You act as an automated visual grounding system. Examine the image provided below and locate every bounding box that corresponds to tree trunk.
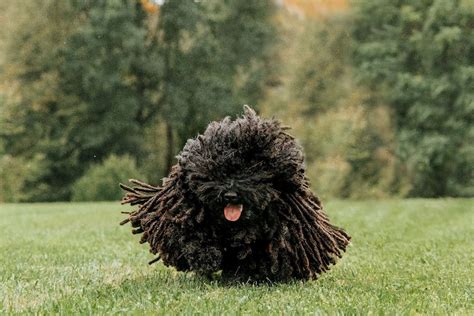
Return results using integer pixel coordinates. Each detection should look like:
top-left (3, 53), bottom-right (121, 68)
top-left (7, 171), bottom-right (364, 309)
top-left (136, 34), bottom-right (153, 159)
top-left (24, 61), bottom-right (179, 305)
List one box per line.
top-left (165, 122), bottom-right (174, 173)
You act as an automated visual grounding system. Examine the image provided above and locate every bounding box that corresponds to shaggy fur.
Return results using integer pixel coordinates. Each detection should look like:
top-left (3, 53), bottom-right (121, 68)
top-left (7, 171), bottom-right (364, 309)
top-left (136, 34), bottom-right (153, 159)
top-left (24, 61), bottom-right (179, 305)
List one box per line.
top-left (120, 106), bottom-right (350, 282)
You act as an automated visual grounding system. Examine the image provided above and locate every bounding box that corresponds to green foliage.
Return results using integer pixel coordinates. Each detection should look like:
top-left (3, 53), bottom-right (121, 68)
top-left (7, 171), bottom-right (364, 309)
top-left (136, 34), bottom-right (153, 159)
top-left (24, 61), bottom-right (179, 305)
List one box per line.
top-left (1, 0), bottom-right (472, 201)
top-left (0, 0), bottom-right (275, 201)
top-left (0, 153), bottom-right (46, 202)
top-left (289, 16), bottom-right (353, 115)
top-left (0, 0), bottom-right (81, 201)
top-left (158, 0), bottom-right (276, 147)
top-left (59, 0), bottom-right (162, 155)
top-left (1, 200), bottom-right (473, 313)
top-left (305, 100), bottom-right (406, 199)
top-left (72, 155), bottom-right (144, 201)
top-left (0, 155), bottom-right (27, 202)
top-left (353, 0), bottom-right (474, 197)
top-left (264, 15), bottom-right (404, 199)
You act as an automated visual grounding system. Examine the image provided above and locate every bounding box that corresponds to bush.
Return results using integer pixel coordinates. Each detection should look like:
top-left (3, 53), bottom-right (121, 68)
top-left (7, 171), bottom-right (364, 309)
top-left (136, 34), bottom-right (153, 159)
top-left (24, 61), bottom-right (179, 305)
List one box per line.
top-left (72, 155), bottom-right (145, 201)
top-left (0, 155), bottom-right (28, 202)
top-left (303, 94), bottom-right (406, 199)
top-left (0, 152), bottom-right (47, 202)
top-left (262, 14), bottom-right (407, 199)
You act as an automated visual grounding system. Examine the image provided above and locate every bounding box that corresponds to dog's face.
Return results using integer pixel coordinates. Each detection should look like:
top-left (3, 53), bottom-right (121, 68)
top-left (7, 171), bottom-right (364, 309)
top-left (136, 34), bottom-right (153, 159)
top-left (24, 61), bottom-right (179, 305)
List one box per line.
top-left (178, 107), bottom-right (305, 223)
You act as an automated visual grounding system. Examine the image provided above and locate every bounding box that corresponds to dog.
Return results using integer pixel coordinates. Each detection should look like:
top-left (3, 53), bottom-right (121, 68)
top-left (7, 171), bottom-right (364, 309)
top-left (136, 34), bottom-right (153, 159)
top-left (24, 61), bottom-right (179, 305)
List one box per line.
top-left (120, 105), bottom-right (350, 281)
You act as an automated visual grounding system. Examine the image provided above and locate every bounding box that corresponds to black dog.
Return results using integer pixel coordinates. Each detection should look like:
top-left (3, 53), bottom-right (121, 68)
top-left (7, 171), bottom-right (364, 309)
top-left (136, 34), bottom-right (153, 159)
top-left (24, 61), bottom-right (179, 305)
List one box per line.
top-left (120, 106), bottom-right (350, 281)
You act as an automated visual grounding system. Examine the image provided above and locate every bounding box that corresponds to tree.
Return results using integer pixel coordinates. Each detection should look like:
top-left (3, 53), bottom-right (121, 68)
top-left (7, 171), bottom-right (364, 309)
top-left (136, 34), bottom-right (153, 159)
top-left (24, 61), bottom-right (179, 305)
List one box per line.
top-left (1, 0), bottom-right (83, 201)
top-left (353, 0), bottom-right (474, 196)
top-left (157, 0), bottom-right (276, 170)
top-left (58, 0), bottom-right (163, 175)
top-left (0, 0), bottom-right (276, 201)
top-left (1, 0), bottom-right (162, 201)
top-left (263, 13), bottom-right (402, 199)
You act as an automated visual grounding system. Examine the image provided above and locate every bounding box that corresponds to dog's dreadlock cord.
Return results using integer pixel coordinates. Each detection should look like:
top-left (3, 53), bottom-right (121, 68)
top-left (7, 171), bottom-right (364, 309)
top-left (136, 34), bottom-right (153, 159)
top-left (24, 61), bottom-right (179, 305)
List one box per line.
top-left (120, 180), bottom-right (351, 279)
top-left (119, 167), bottom-right (185, 264)
top-left (266, 192), bottom-right (350, 279)
top-left (119, 106), bottom-right (350, 281)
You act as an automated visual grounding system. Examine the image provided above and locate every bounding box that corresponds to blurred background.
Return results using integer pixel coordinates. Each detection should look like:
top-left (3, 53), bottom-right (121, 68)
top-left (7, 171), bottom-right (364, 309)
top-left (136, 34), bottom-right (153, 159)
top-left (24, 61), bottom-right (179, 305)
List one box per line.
top-left (0, 0), bottom-right (472, 202)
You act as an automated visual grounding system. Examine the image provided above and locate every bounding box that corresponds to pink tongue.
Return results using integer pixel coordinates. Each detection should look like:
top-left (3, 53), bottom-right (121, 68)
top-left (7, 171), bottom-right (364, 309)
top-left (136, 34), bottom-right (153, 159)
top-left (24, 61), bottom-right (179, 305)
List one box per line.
top-left (224, 204), bottom-right (243, 221)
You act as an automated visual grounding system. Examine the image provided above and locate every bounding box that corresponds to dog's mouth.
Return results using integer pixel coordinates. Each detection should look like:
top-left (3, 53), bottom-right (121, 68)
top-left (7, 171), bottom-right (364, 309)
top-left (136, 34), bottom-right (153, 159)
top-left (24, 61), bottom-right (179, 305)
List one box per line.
top-left (224, 204), bottom-right (243, 221)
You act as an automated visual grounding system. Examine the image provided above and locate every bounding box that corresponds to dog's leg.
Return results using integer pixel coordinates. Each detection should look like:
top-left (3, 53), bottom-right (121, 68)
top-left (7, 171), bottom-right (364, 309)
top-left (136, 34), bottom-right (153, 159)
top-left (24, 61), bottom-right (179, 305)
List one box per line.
top-left (182, 240), bottom-right (223, 276)
top-left (157, 220), bottom-right (223, 275)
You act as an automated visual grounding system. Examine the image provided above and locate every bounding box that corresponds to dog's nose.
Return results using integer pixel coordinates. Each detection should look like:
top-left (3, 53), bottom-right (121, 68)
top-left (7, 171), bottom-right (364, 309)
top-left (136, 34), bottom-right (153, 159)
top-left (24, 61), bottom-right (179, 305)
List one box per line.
top-left (224, 191), bottom-right (238, 201)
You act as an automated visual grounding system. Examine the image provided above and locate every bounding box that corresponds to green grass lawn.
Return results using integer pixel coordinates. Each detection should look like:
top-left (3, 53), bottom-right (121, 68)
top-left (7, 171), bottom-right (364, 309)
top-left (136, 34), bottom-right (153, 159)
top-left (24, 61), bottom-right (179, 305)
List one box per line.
top-left (0, 199), bottom-right (472, 314)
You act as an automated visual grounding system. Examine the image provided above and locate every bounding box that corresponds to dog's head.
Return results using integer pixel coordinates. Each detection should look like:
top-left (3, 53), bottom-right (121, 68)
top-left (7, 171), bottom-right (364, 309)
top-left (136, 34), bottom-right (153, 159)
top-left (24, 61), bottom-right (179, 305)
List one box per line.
top-left (178, 106), bottom-right (306, 223)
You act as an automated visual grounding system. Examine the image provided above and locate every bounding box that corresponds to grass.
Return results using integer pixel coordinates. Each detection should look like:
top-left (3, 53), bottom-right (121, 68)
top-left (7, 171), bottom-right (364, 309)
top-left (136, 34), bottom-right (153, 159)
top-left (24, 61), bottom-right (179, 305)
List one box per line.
top-left (0, 199), bottom-right (472, 314)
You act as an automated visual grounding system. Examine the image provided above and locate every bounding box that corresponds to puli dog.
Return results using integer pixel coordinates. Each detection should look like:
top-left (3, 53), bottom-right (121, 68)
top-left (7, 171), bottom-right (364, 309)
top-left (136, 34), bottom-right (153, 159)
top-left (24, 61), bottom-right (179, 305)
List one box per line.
top-left (120, 106), bottom-right (350, 282)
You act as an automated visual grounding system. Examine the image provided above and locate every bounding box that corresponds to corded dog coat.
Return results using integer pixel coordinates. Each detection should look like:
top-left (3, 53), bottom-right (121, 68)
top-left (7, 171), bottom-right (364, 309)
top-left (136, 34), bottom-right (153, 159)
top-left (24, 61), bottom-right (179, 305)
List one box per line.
top-left (120, 106), bottom-right (350, 281)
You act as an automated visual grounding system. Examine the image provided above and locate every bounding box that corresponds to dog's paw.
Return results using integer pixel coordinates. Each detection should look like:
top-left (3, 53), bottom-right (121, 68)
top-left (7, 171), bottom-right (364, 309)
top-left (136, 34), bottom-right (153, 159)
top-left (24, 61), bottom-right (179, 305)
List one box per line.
top-left (184, 244), bottom-right (223, 274)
